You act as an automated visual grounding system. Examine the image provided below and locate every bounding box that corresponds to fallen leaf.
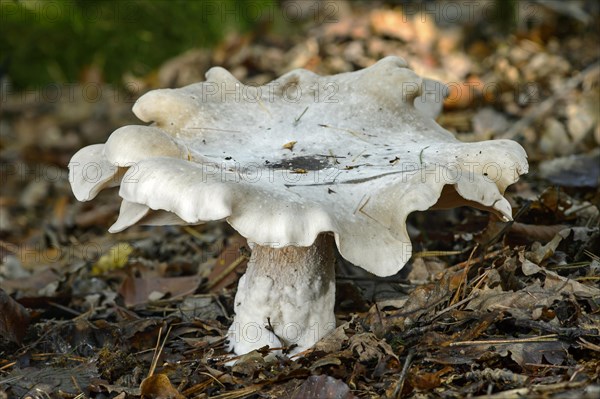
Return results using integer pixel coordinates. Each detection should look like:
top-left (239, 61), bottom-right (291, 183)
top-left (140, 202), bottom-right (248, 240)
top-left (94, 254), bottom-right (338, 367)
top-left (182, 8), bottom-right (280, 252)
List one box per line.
top-left (140, 374), bottom-right (185, 399)
top-left (504, 341), bottom-right (569, 368)
top-left (310, 356), bottom-right (343, 370)
top-left (507, 223), bottom-right (570, 246)
top-left (0, 288), bottom-right (30, 343)
top-left (539, 149), bottom-right (600, 187)
top-left (349, 333), bottom-right (397, 363)
top-left (0, 267), bottom-right (60, 296)
top-left (527, 228), bottom-right (571, 264)
top-left (207, 233), bottom-right (248, 293)
top-left (465, 282), bottom-right (560, 318)
top-left (382, 269), bottom-right (458, 329)
top-left (409, 366), bottom-right (452, 391)
top-left (313, 321), bottom-right (351, 353)
top-left (231, 350), bottom-right (266, 377)
top-left (291, 375), bottom-right (357, 399)
top-left (92, 242), bottom-right (134, 275)
top-left (543, 268), bottom-right (600, 298)
top-left (369, 9), bottom-right (414, 42)
top-left (406, 257), bottom-right (447, 283)
top-left (5, 363), bottom-right (99, 397)
top-left (119, 275), bottom-right (202, 307)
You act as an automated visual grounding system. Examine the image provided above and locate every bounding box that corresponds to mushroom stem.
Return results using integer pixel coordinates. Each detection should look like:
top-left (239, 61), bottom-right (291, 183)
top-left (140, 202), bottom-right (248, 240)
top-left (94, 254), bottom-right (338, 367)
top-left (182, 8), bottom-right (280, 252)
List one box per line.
top-left (227, 233), bottom-right (336, 355)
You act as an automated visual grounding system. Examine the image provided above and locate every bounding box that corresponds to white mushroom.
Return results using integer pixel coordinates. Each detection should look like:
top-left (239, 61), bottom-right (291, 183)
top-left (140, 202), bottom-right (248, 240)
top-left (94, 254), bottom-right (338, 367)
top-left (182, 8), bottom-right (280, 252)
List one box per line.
top-left (68, 57), bottom-right (528, 356)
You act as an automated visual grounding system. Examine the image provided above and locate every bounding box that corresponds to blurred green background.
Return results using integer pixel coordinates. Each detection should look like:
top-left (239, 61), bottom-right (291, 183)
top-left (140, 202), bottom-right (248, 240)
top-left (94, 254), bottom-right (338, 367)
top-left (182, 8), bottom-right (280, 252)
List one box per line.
top-left (0, 0), bottom-right (274, 89)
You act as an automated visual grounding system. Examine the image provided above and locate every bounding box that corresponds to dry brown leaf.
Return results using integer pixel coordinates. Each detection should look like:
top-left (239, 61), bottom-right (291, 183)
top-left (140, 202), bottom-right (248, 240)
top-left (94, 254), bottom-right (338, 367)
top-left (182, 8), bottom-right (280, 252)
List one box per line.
top-left (0, 267), bottom-right (59, 296)
top-left (231, 350), bottom-right (266, 377)
top-left (369, 9), bottom-right (414, 42)
top-left (447, 311), bottom-right (502, 346)
top-left (508, 222), bottom-right (570, 245)
top-left (382, 269), bottom-right (458, 330)
top-left (0, 288), bottom-right (30, 344)
top-left (543, 269), bottom-right (600, 298)
top-left (526, 227), bottom-right (599, 270)
top-left (349, 333), bottom-right (397, 363)
top-left (291, 375), bottom-right (357, 399)
top-left (409, 366), bottom-right (452, 391)
top-left (527, 228), bottom-right (572, 264)
top-left (503, 341), bottom-right (569, 368)
top-left (207, 233), bottom-right (248, 293)
top-left (5, 363), bottom-right (100, 397)
top-left (310, 356), bottom-right (343, 370)
top-left (313, 321), bottom-right (351, 353)
top-left (465, 282), bottom-right (560, 318)
top-left (407, 257), bottom-right (447, 283)
top-left (119, 275), bottom-right (202, 307)
top-left (443, 76), bottom-right (485, 109)
top-left (539, 149), bottom-right (600, 188)
top-left (140, 374), bottom-right (185, 399)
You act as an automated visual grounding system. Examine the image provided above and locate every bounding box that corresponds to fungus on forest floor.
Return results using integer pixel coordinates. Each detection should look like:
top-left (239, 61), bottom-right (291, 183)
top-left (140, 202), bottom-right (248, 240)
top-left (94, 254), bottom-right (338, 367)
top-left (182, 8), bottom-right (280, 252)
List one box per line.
top-left (69, 57), bottom-right (528, 356)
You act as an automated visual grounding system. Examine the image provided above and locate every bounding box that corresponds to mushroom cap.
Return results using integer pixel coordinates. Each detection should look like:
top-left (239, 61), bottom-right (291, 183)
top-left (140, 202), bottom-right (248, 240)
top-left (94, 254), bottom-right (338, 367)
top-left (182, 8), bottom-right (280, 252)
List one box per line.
top-left (69, 57), bottom-right (528, 277)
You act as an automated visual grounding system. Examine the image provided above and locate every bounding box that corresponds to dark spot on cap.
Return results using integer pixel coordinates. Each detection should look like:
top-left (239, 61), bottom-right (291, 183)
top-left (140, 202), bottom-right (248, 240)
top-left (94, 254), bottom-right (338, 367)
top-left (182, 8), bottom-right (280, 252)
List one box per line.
top-left (267, 156), bottom-right (331, 171)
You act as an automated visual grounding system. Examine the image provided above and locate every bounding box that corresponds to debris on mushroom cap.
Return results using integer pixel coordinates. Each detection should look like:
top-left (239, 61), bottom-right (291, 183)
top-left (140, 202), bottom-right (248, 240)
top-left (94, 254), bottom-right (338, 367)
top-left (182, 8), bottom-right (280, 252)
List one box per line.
top-left (69, 56), bottom-right (528, 277)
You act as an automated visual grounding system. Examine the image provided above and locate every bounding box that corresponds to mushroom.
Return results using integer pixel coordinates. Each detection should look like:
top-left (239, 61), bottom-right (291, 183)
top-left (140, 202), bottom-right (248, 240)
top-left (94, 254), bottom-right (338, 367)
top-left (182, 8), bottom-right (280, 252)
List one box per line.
top-left (69, 57), bottom-right (528, 356)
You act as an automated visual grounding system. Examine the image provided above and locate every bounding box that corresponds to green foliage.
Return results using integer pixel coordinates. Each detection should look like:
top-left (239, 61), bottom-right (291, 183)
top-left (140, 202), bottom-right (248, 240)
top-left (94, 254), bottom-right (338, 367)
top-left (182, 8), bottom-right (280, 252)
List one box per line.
top-left (0, 0), bottom-right (273, 89)
top-left (492, 0), bottom-right (519, 33)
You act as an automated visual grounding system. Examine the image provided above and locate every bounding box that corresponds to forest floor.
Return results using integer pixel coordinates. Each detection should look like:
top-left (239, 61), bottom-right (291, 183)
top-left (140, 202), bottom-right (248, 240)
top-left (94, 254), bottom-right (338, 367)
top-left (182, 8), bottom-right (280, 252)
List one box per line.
top-left (1, 1), bottom-right (599, 398)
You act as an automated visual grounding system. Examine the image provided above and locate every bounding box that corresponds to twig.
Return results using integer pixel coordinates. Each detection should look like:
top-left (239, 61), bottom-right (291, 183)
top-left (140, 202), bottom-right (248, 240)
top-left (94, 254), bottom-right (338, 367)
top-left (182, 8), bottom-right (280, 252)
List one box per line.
top-left (318, 123), bottom-right (370, 140)
top-left (419, 145), bottom-right (430, 166)
top-left (294, 106), bottom-right (308, 124)
top-left (148, 325), bottom-right (172, 378)
top-left (0, 375), bottom-right (24, 385)
top-left (430, 290), bottom-right (479, 322)
top-left (48, 301), bottom-right (82, 316)
top-left (584, 249), bottom-right (599, 261)
top-left (399, 325), bottom-right (436, 341)
top-left (449, 334), bottom-right (558, 347)
top-left (206, 254), bottom-right (248, 290)
top-left (198, 371), bottom-right (226, 388)
top-left (413, 249), bottom-right (468, 258)
top-left (451, 244), bottom-right (479, 305)
top-left (523, 363), bottom-right (574, 369)
top-left (208, 385), bottom-right (263, 399)
top-left (354, 194), bottom-right (383, 224)
top-left (148, 326), bottom-right (163, 378)
top-left (513, 318), bottom-right (598, 339)
top-left (0, 361), bottom-right (16, 371)
top-left (70, 375), bottom-right (83, 395)
top-left (182, 225), bottom-right (206, 240)
top-left (393, 350), bottom-right (415, 398)
top-left (470, 380), bottom-right (589, 399)
top-left (351, 149), bottom-right (366, 163)
top-left (212, 294), bottom-right (230, 319)
top-left (579, 338), bottom-right (600, 352)
top-left (182, 378), bottom-right (219, 396)
top-left (265, 316), bottom-right (287, 349)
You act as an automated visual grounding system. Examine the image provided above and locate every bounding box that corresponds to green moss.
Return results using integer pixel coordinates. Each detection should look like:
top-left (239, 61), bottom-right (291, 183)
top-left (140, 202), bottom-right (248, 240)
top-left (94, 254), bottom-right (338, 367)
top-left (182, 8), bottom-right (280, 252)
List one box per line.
top-left (0, 0), bottom-right (273, 89)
